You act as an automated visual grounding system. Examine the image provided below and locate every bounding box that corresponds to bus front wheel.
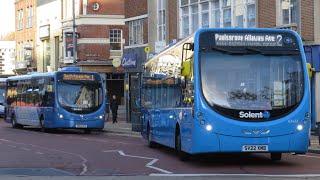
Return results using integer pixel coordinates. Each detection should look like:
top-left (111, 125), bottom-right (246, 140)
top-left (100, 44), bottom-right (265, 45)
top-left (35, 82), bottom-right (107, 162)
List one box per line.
top-left (84, 129), bottom-right (92, 134)
top-left (175, 130), bottom-right (189, 161)
top-left (270, 153), bottom-right (282, 161)
top-left (11, 115), bottom-right (18, 128)
top-left (147, 124), bottom-right (156, 148)
top-left (40, 118), bottom-right (47, 133)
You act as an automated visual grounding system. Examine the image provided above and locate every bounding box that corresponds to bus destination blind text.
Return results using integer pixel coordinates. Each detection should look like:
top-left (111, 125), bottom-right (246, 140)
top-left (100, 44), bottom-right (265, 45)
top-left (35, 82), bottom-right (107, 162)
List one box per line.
top-left (62, 74), bottom-right (95, 81)
top-left (214, 33), bottom-right (284, 47)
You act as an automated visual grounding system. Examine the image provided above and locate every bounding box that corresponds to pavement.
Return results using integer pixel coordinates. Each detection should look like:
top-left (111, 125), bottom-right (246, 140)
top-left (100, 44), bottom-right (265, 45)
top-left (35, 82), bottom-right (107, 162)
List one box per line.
top-left (103, 106), bottom-right (320, 153)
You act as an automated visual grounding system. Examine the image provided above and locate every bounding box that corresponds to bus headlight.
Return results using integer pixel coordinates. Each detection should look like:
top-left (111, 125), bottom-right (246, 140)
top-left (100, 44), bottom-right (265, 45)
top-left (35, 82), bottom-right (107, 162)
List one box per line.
top-left (99, 115), bottom-right (103, 119)
top-left (59, 114), bottom-right (63, 119)
top-left (206, 125), bottom-right (213, 131)
top-left (297, 125), bottom-right (303, 131)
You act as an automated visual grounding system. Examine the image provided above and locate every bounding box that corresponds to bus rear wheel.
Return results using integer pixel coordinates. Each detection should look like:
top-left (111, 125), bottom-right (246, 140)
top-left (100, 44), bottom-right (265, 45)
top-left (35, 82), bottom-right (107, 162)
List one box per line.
top-left (147, 124), bottom-right (156, 148)
top-left (271, 153), bottom-right (282, 161)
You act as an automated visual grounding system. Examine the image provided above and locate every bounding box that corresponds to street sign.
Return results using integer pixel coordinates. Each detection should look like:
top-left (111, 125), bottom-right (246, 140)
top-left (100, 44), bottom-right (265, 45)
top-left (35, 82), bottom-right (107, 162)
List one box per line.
top-left (144, 47), bottom-right (150, 53)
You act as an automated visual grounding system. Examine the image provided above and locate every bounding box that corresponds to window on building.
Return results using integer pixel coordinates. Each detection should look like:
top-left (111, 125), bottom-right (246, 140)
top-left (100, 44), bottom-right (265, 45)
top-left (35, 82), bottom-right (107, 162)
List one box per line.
top-left (200, 1), bottom-right (209, 28)
top-left (181, 2), bottom-right (189, 37)
top-left (211, 0), bottom-right (220, 28)
top-left (27, 6), bottom-right (33, 28)
top-left (18, 10), bottom-right (24, 30)
top-left (280, 0), bottom-right (299, 25)
top-left (246, 0), bottom-right (256, 28)
top-left (129, 20), bottom-right (143, 46)
top-left (179, 0), bottom-right (256, 38)
top-left (234, 0), bottom-right (244, 27)
top-left (191, 0), bottom-right (199, 33)
top-left (222, 0), bottom-right (231, 27)
top-left (157, 0), bottom-right (166, 42)
top-left (110, 29), bottom-right (122, 51)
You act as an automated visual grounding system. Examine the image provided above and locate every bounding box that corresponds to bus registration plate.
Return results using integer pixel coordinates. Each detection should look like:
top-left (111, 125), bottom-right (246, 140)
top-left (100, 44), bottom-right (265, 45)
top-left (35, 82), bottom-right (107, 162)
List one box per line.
top-left (76, 125), bottom-right (87, 128)
top-left (242, 145), bottom-right (268, 152)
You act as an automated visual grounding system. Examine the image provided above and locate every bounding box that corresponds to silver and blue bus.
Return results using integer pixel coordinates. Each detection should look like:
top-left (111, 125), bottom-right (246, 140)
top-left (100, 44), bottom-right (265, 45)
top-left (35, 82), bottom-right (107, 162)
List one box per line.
top-left (5, 68), bottom-right (106, 133)
top-left (141, 28), bottom-right (311, 161)
top-left (0, 78), bottom-right (6, 117)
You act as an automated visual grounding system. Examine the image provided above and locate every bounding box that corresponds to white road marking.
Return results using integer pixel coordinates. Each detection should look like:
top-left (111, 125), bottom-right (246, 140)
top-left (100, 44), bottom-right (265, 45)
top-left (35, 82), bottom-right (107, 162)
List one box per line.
top-left (103, 150), bottom-right (172, 174)
top-left (35, 152), bottom-right (44, 155)
top-left (0, 138), bottom-right (88, 175)
top-left (298, 154), bottom-right (320, 159)
top-left (21, 148), bottom-right (31, 151)
top-left (150, 173), bottom-right (320, 177)
top-left (8, 145), bottom-right (16, 148)
top-left (81, 137), bottom-right (129, 145)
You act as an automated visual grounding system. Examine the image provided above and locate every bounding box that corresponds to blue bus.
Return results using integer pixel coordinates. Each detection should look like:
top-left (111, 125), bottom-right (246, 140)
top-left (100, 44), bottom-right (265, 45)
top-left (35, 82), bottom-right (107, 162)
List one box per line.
top-left (140, 28), bottom-right (312, 161)
top-left (0, 78), bottom-right (7, 117)
top-left (5, 68), bottom-right (106, 133)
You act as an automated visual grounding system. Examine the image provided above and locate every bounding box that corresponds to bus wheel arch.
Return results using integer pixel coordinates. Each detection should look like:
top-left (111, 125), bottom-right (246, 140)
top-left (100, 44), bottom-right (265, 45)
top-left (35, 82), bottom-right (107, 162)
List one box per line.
top-left (175, 123), bottom-right (189, 161)
top-left (11, 113), bottom-right (17, 128)
top-left (39, 114), bottom-right (46, 132)
top-left (11, 113), bottom-right (22, 129)
top-left (147, 121), bottom-right (156, 148)
top-left (270, 153), bottom-right (282, 161)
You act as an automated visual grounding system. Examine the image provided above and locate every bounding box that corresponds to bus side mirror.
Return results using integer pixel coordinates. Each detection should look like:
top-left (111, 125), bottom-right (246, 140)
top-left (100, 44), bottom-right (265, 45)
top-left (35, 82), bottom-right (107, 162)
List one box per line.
top-left (307, 63), bottom-right (315, 78)
top-left (181, 61), bottom-right (191, 77)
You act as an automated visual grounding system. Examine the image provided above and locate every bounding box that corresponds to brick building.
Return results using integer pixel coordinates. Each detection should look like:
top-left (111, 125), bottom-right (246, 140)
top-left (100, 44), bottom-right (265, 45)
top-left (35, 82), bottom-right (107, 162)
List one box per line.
top-left (14, 0), bottom-right (37, 74)
top-left (122, 0), bottom-right (148, 128)
top-left (61, 0), bottom-right (126, 103)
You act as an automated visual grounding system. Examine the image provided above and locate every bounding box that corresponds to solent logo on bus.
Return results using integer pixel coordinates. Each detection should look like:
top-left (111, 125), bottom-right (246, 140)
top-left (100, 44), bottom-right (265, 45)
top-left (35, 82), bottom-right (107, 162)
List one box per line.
top-left (239, 111), bottom-right (271, 119)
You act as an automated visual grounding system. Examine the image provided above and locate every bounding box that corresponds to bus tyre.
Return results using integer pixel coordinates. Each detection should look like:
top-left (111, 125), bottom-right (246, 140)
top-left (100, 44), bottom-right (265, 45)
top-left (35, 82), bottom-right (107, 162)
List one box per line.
top-left (147, 124), bottom-right (156, 148)
top-left (40, 118), bottom-right (47, 133)
top-left (84, 129), bottom-right (92, 134)
top-left (11, 115), bottom-right (18, 128)
top-left (271, 153), bottom-right (282, 161)
top-left (175, 131), bottom-right (189, 161)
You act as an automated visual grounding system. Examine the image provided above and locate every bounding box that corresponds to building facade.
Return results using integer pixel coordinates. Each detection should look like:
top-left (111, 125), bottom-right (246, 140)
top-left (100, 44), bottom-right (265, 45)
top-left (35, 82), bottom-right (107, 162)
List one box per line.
top-left (61, 0), bottom-right (126, 104)
top-left (36, 0), bottom-right (62, 73)
top-left (0, 41), bottom-right (16, 75)
top-left (15, 0), bottom-right (37, 74)
top-left (122, 0), bottom-right (148, 129)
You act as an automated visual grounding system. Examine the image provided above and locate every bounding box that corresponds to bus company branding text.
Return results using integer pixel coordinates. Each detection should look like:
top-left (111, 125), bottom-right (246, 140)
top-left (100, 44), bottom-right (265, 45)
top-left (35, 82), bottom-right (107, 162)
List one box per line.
top-left (239, 111), bottom-right (270, 119)
top-left (144, 77), bottom-right (176, 85)
top-left (63, 74), bottom-right (95, 81)
top-left (215, 33), bottom-right (283, 47)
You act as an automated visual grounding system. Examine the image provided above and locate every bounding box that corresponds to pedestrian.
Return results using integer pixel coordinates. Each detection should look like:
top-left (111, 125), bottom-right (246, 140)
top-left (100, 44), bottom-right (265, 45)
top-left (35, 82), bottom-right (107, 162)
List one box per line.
top-left (110, 95), bottom-right (119, 123)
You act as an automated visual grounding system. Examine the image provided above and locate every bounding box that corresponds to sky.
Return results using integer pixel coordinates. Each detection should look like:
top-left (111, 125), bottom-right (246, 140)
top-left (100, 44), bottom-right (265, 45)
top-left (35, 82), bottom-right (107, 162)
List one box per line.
top-left (0, 0), bottom-right (15, 35)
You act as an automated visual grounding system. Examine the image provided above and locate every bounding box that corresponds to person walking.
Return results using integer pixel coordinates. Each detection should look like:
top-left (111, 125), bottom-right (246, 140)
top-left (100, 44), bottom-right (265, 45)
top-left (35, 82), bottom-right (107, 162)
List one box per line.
top-left (110, 95), bottom-right (119, 123)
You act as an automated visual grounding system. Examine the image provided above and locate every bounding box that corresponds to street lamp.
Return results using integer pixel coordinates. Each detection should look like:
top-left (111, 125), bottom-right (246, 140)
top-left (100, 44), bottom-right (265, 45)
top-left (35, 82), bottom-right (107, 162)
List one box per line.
top-left (72, 0), bottom-right (76, 63)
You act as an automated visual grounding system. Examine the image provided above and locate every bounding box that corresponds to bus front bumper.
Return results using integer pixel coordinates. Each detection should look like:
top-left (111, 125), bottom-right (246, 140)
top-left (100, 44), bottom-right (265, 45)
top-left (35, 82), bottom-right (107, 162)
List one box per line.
top-left (49, 119), bottom-right (105, 129)
top-left (191, 131), bottom-right (309, 154)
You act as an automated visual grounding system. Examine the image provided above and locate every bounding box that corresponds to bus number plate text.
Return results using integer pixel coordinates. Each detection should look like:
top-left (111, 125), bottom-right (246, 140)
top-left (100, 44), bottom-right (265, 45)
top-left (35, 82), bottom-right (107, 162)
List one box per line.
top-left (242, 145), bottom-right (268, 152)
top-left (76, 125), bottom-right (88, 128)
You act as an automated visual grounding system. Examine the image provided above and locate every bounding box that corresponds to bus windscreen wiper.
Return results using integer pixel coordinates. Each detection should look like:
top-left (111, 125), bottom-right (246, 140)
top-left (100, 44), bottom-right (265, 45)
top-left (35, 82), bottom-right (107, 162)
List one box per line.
top-left (245, 47), bottom-right (299, 55)
top-left (211, 47), bottom-right (244, 54)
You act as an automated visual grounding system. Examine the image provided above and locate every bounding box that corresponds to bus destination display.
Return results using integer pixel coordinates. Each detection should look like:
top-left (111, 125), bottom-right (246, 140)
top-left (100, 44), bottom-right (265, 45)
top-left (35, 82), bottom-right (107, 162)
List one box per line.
top-left (214, 33), bottom-right (285, 47)
top-left (63, 74), bottom-right (95, 81)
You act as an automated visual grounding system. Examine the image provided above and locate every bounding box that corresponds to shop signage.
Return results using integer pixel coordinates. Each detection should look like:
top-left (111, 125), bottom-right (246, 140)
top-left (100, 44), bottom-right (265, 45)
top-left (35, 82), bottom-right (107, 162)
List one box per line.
top-left (122, 53), bottom-right (137, 68)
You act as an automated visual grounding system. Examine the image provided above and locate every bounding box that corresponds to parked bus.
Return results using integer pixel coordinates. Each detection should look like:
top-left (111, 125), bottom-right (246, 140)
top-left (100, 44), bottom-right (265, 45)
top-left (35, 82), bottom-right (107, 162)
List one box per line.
top-left (0, 78), bottom-right (6, 117)
top-left (5, 68), bottom-right (106, 133)
top-left (140, 28), bottom-right (312, 161)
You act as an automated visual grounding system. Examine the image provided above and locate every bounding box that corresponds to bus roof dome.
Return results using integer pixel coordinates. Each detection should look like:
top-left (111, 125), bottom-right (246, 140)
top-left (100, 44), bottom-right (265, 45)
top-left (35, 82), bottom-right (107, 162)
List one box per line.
top-left (61, 67), bottom-right (81, 72)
